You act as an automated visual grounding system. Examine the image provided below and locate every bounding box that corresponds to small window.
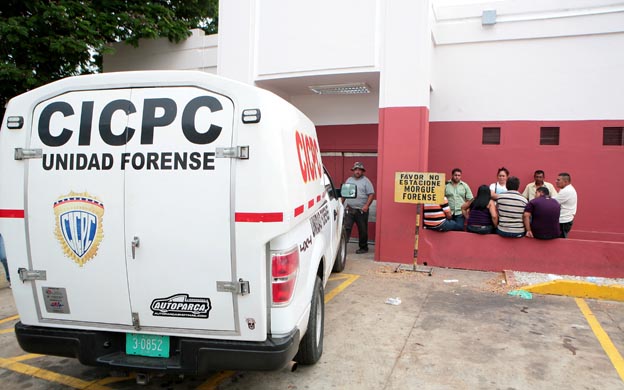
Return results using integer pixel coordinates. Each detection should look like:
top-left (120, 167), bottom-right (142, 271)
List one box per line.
top-left (603, 127), bottom-right (624, 146)
top-left (482, 127), bottom-right (500, 145)
top-left (540, 127), bottom-right (559, 145)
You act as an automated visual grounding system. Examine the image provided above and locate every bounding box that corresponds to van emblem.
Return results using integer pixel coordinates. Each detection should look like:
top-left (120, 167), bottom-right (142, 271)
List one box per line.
top-left (53, 192), bottom-right (105, 267)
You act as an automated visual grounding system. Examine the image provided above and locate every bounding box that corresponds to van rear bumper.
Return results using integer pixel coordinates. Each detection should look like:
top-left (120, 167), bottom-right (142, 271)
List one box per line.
top-left (15, 322), bottom-right (300, 374)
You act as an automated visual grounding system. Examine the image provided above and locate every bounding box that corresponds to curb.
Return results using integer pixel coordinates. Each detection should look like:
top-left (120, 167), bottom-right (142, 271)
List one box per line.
top-left (521, 280), bottom-right (624, 302)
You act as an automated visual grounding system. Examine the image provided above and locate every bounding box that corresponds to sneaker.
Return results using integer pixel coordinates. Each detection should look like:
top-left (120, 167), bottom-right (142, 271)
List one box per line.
top-left (355, 248), bottom-right (368, 254)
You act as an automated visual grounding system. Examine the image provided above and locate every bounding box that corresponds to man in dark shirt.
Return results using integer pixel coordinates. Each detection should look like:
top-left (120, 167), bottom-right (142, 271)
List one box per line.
top-left (523, 187), bottom-right (561, 239)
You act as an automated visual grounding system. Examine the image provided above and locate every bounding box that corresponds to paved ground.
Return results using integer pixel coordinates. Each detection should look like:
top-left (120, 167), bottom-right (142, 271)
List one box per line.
top-left (0, 245), bottom-right (623, 389)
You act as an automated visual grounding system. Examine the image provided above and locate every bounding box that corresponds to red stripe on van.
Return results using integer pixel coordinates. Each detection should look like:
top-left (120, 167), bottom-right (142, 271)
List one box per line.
top-left (294, 205), bottom-right (304, 217)
top-left (235, 212), bottom-right (283, 223)
top-left (0, 209), bottom-right (24, 218)
top-left (316, 195), bottom-right (321, 202)
top-left (308, 199), bottom-right (314, 208)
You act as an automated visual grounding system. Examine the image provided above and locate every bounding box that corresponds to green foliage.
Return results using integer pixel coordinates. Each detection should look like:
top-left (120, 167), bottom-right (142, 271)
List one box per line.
top-left (0, 0), bottom-right (218, 114)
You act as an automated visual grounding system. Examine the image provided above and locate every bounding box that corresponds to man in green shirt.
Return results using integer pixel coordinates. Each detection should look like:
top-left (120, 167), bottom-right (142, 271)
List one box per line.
top-left (444, 168), bottom-right (473, 231)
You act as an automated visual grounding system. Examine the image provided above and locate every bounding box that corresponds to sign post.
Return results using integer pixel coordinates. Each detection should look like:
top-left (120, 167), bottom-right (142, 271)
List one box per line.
top-left (394, 172), bottom-right (445, 275)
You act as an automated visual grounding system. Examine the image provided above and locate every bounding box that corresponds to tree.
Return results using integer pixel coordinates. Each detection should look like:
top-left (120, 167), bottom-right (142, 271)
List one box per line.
top-left (0, 0), bottom-right (218, 116)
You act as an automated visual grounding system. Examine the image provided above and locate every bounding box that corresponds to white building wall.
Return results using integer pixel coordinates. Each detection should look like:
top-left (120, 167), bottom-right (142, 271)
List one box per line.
top-left (430, 0), bottom-right (624, 121)
top-left (430, 33), bottom-right (624, 121)
top-left (103, 30), bottom-right (218, 73)
top-left (102, 1), bottom-right (624, 123)
top-left (254, 0), bottom-right (379, 77)
top-left (217, 0), bottom-right (256, 83)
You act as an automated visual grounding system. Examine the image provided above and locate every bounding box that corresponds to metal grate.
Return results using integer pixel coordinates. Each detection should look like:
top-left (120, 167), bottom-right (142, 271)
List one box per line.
top-left (603, 127), bottom-right (624, 146)
top-left (482, 127), bottom-right (500, 145)
top-left (540, 127), bottom-right (560, 145)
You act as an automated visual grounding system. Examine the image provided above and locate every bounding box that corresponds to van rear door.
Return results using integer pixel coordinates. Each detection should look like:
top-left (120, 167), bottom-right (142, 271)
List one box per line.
top-left (26, 85), bottom-right (239, 334)
top-left (123, 87), bottom-right (238, 333)
top-left (27, 89), bottom-right (133, 325)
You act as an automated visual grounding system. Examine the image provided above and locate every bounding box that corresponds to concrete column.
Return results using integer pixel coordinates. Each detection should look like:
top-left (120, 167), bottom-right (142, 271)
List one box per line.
top-left (217, 0), bottom-right (256, 83)
top-left (376, 0), bottom-right (432, 263)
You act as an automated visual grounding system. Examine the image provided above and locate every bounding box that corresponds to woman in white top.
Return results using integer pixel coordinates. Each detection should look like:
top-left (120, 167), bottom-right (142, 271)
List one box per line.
top-left (490, 167), bottom-right (509, 200)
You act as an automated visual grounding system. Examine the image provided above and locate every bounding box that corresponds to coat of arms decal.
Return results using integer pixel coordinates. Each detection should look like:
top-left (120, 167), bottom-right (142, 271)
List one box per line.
top-left (53, 192), bottom-right (104, 267)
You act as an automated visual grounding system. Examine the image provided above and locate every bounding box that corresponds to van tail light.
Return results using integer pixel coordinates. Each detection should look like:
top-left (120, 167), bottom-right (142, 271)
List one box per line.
top-left (271, 248), bottom-right (299, 305)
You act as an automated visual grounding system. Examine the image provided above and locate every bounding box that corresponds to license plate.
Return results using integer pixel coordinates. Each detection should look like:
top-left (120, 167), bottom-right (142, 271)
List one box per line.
top-left (125, 333), bottom-right (170, 358)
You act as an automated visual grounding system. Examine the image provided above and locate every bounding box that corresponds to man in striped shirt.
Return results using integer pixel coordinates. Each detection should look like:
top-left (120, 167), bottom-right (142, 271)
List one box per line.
top-left (496, 176), bottom-right (528, 238)
top-left (423, 197), bottom-right (455, 231)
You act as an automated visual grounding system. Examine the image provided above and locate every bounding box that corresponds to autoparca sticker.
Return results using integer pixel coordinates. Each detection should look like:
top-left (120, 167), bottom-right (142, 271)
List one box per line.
top-left (150, 294), bottom-right (212, 319)
top-left (53, 192), bottom-right (104, 267)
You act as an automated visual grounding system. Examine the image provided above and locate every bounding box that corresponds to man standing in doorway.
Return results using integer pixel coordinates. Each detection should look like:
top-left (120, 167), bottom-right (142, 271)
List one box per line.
top-left (444, 168), bottom-right (473, 231)
top-left (553, 172), bottom-right (578, 238)
top-left (343, 162), bottom-right (375, 254)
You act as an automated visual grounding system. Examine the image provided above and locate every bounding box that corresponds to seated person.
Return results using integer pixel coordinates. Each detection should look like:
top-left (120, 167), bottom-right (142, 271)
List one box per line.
top-left (523, 186), bottom-right (561, 239)
top-left (461, 185), bottom-right (498, 234)
top-left (496, 176), bottom-right (528, 238)
top-left (489, 167), bottom-right (509, 200)
top-left (423, 197), bottom-right (455, 231)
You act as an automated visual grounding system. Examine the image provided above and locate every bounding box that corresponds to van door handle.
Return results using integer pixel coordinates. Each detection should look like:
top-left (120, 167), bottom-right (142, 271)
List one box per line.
top-left (131, 236), bottom-right (140, 259)
top-left (333, 209), bottom-right (338, 221)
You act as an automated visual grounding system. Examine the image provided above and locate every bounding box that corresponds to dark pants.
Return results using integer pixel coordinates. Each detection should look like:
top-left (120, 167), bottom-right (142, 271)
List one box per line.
top-left (467, 225), bottom-right (494, 234)
top-left (450, 215), bottom-right (465, 231)
top-left (560, 221), bottom-right (574, 238)
top-left (344, 209), bottom-right (369, 250)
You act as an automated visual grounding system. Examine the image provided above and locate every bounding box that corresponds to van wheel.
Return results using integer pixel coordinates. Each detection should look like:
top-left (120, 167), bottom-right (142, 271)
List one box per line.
top-left (295, 276), bottom-right (324, 365)
top-left (332, 228), bottom-right (347, 273)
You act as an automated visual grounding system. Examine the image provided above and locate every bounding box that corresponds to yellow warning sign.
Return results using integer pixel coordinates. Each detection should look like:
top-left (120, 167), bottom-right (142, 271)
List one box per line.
top-left (394, 172), bottom-right (445, 204)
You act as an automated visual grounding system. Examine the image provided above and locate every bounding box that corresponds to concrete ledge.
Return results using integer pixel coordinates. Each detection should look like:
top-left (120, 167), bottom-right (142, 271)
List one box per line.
top-left (418, 230), bottom-right (624, 278)
top-left (522, 281), bottom-right (624, 302)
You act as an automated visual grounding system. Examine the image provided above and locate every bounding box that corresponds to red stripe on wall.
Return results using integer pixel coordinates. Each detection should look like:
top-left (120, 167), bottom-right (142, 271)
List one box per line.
top-left (0, 209), bottom-right (25, 218)
top-left (294, 205), bottom-right (304, 217)
top-left (235, 212), bottom-right (283, 223)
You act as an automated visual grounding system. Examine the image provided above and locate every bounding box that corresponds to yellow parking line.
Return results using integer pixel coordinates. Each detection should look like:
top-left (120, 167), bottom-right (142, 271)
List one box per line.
top-left (0, 328), bottom-right (15, 334)
top-left (326, 273), bottom-right (359, 303)
top-left (0, 357), bottom-right (112, 390)
top-left (329, 274), bottom-right (352, 281)
top-left (196, 273), bottom-right (359, 389)
top-left (6, 354), bottom-right (41, 362)
top-left (196, 370), bottom-right (236, 390)
top-left (0, 314), bottom-right (19, 324)
top-left (576, 298), bottom-right (624, 382)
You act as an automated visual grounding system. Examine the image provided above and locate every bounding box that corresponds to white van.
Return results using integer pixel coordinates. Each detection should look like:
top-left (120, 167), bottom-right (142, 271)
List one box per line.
top-left (0, 71), bottom-right (353, 376)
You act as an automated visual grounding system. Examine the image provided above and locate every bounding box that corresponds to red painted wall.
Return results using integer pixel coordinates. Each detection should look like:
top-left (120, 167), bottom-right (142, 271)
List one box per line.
top-left (376, 107), bottom-right (429, 263)
top-left (429, 120), bottom-right (624, 234)
top-left (419, 230), bottom-right (624, 278)
top-left (317, 124), bottom-right (378, 153)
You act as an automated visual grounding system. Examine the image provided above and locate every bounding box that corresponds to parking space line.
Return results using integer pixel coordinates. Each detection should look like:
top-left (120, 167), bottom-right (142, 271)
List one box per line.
top-left (0, 328), bottom-right (15, 334)
top-left (0, 357), bottom-right (112, 390)
top-left (0, 315), bottom-right (19, 324)
top-left (325, 273), bottom-right (359, 303)
top-left (196, 273), bottom-right (360, 389)
top-left (576, 298), bottom-right (624, 382)
top-left (5, 354), bottom-right (41, 363)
